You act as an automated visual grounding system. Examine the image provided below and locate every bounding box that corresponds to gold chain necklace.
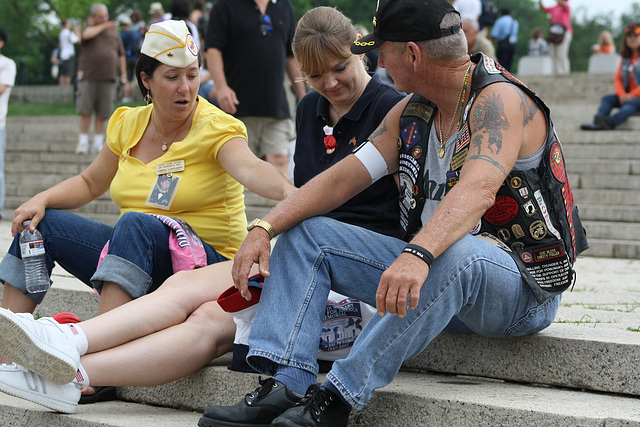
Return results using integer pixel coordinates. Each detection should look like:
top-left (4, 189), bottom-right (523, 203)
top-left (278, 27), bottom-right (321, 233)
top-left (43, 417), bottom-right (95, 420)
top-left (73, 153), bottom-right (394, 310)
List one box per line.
top-left (152, 113), bottom-right (186, 151)
top-left (437, 63), bottom-right (472, 158)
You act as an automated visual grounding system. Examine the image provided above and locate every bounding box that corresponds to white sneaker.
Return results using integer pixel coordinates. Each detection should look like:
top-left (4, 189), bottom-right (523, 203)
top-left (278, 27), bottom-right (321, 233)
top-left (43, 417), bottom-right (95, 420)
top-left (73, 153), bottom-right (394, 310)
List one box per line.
top-left (75, 140), bottom-right (89, 155)
top-left (0, 363), bottom-right (80, 413)
top-left (0, 308), bottom-right (79, 384)
top-left (90, 141), bottom-right (103, 155)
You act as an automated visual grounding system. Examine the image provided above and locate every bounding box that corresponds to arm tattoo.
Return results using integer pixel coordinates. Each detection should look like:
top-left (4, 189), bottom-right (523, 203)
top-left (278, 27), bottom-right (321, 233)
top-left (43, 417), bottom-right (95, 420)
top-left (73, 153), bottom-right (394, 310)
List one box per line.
top-left (369, 117), bottom-right (388, 141)
top-left (471, 93), bottom-right (508, 154)
top-left (515, 87), bottom-right (538, 126)
top-left (467, 153), bottom-right (508, 176)
top-left (468, 93), bottom-right (509, 176)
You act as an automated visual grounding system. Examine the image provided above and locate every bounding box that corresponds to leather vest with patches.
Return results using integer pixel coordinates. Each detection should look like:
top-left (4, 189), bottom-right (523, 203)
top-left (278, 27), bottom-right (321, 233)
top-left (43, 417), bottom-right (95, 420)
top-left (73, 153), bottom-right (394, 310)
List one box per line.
top-left (397, 53), bottom-right (589, 302)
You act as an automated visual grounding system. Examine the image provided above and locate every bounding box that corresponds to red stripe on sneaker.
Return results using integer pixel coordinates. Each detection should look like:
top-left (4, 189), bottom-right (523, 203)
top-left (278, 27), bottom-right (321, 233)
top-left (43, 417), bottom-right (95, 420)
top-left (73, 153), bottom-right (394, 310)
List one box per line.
top-left (68, 324), bottom-right (79, 335)
top-left (76, 370), bottom-right (84, 383)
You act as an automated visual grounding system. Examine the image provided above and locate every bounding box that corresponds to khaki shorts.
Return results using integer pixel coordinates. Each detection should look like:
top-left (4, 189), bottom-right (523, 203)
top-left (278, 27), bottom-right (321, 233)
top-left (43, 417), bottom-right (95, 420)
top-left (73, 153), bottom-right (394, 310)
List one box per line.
top-left (76, 80), bottom-right (117, 118)
top-left (240, 116), bottom-right (294, 157)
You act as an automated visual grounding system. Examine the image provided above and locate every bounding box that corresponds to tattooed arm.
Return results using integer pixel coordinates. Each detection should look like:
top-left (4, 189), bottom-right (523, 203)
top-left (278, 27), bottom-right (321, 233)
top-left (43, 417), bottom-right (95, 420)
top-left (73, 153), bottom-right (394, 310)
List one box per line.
top-left (413, 83), bottom-right (545, 251)
top-left (374, 83), bottom-right (548, 316)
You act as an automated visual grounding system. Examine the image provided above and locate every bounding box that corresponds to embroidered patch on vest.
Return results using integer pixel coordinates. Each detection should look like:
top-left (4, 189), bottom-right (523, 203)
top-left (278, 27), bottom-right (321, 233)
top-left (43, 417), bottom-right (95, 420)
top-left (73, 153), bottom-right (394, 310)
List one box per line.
top-left (549, 142), bottom-right (566, 183)
top-left (400, 120), bottom-right (422, 150)
top-left (483, 195), bottom-right (519, 225)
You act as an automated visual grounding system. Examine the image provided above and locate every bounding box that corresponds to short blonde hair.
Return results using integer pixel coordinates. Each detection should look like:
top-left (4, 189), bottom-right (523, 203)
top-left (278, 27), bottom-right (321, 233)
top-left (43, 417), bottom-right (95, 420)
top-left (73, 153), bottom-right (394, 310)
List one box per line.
top-left (292, 7), bottom-right (357, 76)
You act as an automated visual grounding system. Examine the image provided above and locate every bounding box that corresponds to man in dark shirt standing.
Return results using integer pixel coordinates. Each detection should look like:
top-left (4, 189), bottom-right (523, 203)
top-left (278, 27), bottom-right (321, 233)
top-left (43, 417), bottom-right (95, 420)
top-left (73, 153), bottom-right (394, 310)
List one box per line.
top-left (205, 0), bottom-right (306, 180)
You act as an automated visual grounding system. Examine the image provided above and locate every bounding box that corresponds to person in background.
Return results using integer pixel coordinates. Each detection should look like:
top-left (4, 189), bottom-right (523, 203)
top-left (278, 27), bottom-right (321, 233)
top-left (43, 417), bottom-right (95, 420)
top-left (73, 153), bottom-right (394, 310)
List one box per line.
top-left (528, 27), bottom-right (549, 56)
top-left (462, 17), bottom-right (496, 60)
top-left (148, 2), bottom-right (167, 26)
top-left (118, 15), bottom-right (141, 103)
top-left (539, 0), bottom-right (572, 75)
top-left (190, 0), bottom-right (206, 40)
top-left (490, 7), bottom-right (518, 71)
top-left (58, 18), bottom-right (80, 86)
top-left (452, 0), bottom-right (481, 23)
top-left (591, 30), bottom-right (615, 55)
top-left (581, 23), bottom-right (640, 131)
top-left (205, 0), bottom-right (307, 181)
top-left (50, 48), bottom-right (60, 81)
top-left (130, 9), bottom-right (146, 35)
top-left (0, 28), bottom-right (16, 221)
top-left (74, 3), bottom-right (127, 156)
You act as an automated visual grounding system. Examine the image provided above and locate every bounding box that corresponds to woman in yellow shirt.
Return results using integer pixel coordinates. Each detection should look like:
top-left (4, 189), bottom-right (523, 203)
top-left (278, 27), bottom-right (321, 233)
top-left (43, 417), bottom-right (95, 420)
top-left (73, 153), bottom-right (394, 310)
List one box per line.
top-left (0, 20), bottom-right (293, 371)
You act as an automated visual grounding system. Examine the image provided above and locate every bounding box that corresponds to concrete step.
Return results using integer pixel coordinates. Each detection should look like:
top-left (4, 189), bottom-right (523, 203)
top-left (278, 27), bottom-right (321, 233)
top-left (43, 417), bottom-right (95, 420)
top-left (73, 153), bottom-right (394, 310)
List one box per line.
top-left (523, 73), bottom-right (614, 105)
top-left (0, 393), bottom-right (201, 426)
top-left (116, 363), bottom-right (640, 427)
top-left (579, 238), bottom-right (640, 258)
top-left (578, 204), bottom-right (640, 222)
top-left (582, 220), bottom-right (640, 241)
top-left (574, 188), bottom-right (640, 206)
top-left (566, 159), bottom-right (640, 176)
top-left (1, 365), bottom-right (639, 426)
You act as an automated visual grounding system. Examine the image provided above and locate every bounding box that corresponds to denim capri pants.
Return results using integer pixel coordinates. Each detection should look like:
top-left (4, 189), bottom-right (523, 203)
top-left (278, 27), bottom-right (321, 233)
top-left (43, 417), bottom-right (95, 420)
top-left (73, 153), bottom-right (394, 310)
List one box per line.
top-left (0, 209), bottom-right (228, 304)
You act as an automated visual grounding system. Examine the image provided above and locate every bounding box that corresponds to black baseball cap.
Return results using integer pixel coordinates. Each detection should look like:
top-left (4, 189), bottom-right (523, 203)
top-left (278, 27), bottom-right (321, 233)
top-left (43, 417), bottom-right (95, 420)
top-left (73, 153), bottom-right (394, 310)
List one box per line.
top-left (351, 0), bottom-right (461, 54)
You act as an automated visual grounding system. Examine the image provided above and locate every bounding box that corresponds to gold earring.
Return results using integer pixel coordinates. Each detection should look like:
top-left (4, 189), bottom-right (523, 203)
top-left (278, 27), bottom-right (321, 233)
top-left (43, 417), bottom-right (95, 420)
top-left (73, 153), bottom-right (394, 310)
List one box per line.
top-left (144, 92), bottom-right (152, 105)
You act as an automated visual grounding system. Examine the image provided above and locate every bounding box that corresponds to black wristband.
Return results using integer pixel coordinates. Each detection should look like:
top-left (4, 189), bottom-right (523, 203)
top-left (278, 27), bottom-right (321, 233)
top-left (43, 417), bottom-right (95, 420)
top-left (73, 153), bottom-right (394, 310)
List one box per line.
top-left (402, 244), bottom-right (434, 267)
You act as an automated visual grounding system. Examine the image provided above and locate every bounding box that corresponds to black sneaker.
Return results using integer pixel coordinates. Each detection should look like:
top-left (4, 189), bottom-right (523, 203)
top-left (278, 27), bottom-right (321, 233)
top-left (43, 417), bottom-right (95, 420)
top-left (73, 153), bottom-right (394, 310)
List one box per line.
top-left (580, 121), bottom-right (604, 131)
top-left (271, 385), bottom-right (351, 427)
top-left (198, 377), bottom-right (301, 427)
top-left (594, 115), bottom-right (615, 130)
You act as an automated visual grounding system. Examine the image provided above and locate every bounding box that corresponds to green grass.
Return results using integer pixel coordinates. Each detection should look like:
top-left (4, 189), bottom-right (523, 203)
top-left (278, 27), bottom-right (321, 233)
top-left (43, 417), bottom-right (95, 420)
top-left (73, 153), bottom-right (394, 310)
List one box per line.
top-left (7, 101), bottom-right (144, 117)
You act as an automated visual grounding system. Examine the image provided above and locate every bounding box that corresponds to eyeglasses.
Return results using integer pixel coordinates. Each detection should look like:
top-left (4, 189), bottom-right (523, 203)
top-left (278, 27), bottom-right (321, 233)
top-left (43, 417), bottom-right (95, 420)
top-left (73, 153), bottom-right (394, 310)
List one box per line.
top-left (624, 25), bottom-right (640, 36)
top-left (260, 14), bottom-right (273, 36)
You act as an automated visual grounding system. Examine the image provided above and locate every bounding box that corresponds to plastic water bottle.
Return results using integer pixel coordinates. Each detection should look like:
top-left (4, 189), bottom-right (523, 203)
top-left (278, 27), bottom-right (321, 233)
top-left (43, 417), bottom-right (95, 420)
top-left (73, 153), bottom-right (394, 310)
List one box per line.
top-left (19, 220), bottom-right (50, 293)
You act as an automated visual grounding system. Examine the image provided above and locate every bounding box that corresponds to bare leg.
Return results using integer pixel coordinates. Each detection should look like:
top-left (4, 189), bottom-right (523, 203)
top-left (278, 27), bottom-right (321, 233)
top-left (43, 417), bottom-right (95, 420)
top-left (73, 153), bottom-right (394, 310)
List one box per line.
top-left (96, 282), bottom-right (133, 315)
top-left (82, 300), bottom-right (235, 386)
top-left (265, 153), bottom-right (291, 182)
top-left (79, 114), bottom-right (92, 134)
top-left (79, 261), bottom-right (238, 354)
top-left (1, 283), bottom-right (37, 314)
top-left (0, 284), bottom-right (37, 364)
top-left (93, 115), bottom-right (107, 136)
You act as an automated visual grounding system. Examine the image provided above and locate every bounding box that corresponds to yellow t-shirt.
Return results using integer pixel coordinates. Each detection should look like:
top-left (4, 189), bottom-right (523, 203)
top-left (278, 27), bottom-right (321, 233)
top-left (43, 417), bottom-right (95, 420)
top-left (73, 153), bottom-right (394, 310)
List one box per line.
top-left (107, 97), bottom-right (248, 259)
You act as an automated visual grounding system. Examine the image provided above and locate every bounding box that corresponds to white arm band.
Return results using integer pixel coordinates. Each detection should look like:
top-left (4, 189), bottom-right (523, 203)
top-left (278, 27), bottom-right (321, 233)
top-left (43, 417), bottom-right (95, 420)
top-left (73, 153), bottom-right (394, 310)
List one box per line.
top-left (353, 141), bottom-right (388, 184)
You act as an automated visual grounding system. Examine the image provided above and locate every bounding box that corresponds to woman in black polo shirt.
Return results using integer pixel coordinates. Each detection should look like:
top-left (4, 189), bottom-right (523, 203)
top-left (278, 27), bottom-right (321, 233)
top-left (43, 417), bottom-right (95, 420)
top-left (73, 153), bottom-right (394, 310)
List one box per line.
top-left (292, 6), bottom-right (405, 238)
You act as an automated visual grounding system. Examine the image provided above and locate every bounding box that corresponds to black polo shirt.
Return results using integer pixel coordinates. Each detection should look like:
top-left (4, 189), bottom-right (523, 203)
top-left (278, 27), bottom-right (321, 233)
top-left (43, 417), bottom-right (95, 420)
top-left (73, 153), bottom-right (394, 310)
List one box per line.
top-left (205, 0), bottom-right (296, 118)
top-left (293, 73), bottom-right (405, 238)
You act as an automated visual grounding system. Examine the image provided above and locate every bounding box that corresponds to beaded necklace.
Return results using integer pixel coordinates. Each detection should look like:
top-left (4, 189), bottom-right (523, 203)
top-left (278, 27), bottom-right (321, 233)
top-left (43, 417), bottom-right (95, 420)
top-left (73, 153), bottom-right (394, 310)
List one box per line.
top-left (437, 63), bottom-right (472, 158)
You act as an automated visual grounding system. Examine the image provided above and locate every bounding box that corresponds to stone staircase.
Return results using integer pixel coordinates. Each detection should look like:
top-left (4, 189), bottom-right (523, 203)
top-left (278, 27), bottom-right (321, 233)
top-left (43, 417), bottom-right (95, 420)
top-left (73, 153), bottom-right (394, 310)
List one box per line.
top-left (0, 75), bottom-right (639, 425)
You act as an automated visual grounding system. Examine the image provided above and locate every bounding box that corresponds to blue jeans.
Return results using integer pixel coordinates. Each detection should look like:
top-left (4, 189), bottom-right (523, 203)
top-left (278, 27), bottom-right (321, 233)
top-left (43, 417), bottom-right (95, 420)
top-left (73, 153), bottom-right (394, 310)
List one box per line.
top-left (0, 209), bottom-right (227, 304)
top-left (597, 94), bottom-right (640, 128)
top-left (247, 217), bottom-right (560, 409)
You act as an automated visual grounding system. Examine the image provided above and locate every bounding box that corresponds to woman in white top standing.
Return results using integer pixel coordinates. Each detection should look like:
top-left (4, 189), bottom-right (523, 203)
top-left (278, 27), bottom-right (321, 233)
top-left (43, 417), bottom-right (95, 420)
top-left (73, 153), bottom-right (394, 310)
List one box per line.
top-left (58, 18), bottom-right (80, 86)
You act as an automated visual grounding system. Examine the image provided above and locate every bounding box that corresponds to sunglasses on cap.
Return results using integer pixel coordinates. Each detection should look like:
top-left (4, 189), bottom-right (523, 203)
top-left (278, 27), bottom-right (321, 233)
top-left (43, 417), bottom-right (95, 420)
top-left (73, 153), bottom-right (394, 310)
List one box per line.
top-left (625, 25), bottom-right (640, 36)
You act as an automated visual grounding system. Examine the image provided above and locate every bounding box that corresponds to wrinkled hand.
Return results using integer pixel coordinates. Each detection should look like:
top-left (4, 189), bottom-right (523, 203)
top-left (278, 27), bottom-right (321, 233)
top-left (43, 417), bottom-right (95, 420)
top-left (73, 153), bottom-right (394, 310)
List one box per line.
top-left (231, 228), bottom-right (272, 301)
top-left (216, 86), bottom-right (239, 115)
top-left (376, 253), bottom-right (430, 317)
top-left (11, 198), bottom-right (47, 237)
